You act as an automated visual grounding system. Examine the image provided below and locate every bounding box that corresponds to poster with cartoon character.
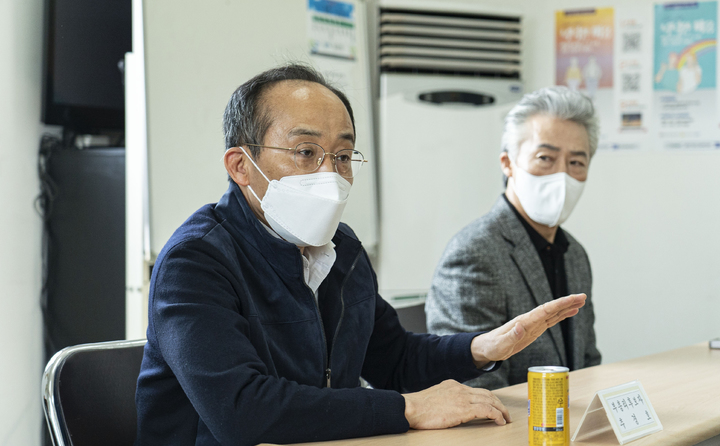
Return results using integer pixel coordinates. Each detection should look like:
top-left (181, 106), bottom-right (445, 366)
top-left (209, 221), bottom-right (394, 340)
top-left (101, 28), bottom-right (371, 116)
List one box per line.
top-left (556, 8), bottom-right (615, 146)
top-left (653, 1), bottom-right (719, 149)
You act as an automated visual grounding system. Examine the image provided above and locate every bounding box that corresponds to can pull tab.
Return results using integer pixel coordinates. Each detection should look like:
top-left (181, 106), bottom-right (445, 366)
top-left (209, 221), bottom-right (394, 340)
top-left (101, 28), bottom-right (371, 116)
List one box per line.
top-left (325, 368), bottom-right (331, 388)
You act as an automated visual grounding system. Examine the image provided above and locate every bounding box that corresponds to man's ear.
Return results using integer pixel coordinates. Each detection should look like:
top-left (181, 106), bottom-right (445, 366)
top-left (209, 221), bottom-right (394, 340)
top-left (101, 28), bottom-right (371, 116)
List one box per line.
top-left (500, 151), bottom-right (513, 179)
top-left (224, 147), bottom-right (250, 186)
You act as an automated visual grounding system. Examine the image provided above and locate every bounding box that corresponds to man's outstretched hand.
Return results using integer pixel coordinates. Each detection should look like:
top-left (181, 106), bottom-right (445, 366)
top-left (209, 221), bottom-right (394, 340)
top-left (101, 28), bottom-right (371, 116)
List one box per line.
top-left (471, 293), bottom-right (587, 367)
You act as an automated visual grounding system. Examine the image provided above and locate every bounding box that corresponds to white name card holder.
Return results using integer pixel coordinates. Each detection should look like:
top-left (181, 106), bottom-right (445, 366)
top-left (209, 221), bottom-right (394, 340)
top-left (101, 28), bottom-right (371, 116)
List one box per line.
top-left (572, 380), bottom-right (663, 445)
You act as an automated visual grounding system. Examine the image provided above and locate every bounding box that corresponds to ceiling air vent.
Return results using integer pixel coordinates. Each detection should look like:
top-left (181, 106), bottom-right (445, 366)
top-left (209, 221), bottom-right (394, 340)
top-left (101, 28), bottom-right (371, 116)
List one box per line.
top-left (379, 8), bottom-right (522, 78)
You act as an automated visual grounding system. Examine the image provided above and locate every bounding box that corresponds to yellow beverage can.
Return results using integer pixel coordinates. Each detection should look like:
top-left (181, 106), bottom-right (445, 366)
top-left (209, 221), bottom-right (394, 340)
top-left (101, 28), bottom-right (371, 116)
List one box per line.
top-left (528, 366), bottom-right (569, 446)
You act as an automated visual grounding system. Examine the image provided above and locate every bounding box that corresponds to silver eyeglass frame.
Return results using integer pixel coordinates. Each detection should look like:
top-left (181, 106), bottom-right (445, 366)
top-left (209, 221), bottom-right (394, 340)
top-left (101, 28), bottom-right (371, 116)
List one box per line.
top-left (243, 142), bottom-right (368, 178)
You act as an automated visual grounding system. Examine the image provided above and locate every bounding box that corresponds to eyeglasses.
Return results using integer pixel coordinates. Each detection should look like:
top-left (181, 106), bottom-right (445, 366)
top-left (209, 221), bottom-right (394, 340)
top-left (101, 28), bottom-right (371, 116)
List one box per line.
top-left (243, 143), bottom-right (367, 179)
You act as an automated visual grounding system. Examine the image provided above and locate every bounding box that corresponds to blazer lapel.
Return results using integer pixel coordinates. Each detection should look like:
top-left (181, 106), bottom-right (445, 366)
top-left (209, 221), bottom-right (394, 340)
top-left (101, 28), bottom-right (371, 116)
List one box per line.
top-left (494, 198), bottom-right (568, 367)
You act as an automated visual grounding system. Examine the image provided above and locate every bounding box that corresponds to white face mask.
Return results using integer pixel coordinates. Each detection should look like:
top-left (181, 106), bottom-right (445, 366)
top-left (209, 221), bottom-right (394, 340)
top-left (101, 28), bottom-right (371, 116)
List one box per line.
top-left (510, 161), bottom-right (585, 227)
top-left (241, 147), bottom-right (351, 247)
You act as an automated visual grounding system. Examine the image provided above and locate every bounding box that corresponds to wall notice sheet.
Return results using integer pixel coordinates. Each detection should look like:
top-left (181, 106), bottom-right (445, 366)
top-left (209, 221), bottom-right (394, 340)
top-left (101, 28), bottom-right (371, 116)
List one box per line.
top-left (611, 7), bottom-right (653, 150)
top-left (307, 0), bottom-right (356, 60)
top-left (653, 1), bottom-right (719, 150)
top-left (556, 2), bottom-right (720, 152)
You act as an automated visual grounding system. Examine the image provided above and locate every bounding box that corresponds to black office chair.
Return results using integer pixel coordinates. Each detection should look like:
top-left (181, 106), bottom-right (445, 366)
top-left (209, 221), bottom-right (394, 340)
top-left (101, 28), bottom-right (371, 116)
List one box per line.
top-left (42, 339), bottom-right (147, 446)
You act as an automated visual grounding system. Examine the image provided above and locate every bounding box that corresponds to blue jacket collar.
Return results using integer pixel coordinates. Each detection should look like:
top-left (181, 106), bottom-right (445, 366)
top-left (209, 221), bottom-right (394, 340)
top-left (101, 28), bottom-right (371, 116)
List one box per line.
top-left (213, 182), bottom-right (362, 280)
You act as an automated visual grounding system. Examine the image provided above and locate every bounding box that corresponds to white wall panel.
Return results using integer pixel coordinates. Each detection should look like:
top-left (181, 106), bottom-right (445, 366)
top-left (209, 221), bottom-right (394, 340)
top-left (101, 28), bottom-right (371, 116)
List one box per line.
top-left (377, 74), bottom-right (520, 297)
top-left (0, 0), bottom-right (43, 444)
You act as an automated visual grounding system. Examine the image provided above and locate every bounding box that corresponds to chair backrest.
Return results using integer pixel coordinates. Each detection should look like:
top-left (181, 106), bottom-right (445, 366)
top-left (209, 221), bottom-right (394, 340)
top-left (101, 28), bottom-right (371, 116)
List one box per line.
top-left (42, 339), bottom-right (147, 446)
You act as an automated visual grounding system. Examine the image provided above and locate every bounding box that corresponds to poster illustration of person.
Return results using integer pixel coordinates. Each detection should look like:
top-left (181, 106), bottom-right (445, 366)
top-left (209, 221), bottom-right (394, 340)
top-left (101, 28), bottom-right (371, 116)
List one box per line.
top-left (654, 2), bottom-right (716, 94)
top-left (556, 8), bottom-right (614, 143)
top-left (556, 8), bottom-right (614, 93)
top-left (653, 1), bottom-right (718, 149)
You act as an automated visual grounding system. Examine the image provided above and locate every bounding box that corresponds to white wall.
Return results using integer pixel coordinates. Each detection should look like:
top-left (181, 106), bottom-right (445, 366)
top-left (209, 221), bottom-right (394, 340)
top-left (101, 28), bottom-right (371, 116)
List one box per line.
top-left (372, 0), bottom-right (719, 364)
top-left (409, 0), bottom-right (720, 364)
top-left (0, 0), bottom-right (44, 445)
top-left (520, 0), bottom-right (720, 364)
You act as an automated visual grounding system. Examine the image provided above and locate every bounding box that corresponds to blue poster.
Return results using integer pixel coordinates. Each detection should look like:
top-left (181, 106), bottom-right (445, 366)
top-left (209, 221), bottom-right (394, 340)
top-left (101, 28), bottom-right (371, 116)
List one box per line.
top-left (654, 2), bottom-right (717, 92)
top-left (653, 1), bottom-right (720, 150)
top-left (307, 0), bottom-right (356, 60)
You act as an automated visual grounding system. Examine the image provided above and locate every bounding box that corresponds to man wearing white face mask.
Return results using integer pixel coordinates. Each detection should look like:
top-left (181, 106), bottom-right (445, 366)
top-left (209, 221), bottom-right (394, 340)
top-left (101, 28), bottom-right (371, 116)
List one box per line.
top-left (426, 86), bottom-right (602, 391)
top-left (135, 67), bottom-right (590, 446)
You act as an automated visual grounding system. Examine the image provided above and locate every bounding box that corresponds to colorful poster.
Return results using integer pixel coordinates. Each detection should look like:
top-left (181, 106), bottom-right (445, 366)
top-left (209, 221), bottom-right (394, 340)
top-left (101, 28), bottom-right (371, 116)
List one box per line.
top-left (556, 8), bottom-right (615, 92)
top-left (653, 1), bottom-right (718, 149)
top-left (556, 8), bottom-right (615, 147)
top-left (307, 0), bottom-right (356, 60)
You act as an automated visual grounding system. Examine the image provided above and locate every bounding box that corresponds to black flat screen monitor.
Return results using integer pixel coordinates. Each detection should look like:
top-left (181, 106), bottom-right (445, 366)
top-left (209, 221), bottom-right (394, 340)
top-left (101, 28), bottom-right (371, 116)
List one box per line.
top-left (42, 0), bottom-right (132, 132)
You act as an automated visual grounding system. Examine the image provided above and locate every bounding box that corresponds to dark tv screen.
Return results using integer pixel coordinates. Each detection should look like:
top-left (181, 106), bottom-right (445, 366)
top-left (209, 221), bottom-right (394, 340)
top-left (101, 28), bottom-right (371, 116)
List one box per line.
top-left (42, 0), bottom-right (132, 132)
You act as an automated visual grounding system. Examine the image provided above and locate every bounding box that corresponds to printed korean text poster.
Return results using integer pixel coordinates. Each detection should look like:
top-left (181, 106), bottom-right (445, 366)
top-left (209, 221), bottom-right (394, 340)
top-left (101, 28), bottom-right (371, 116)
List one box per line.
top-left (556, 8), bottom-right (615, 148)
top-left (654, 1), bottom-right (718, 149)
top-left (307, 0), bottom-right (359, 98)
top-left (307, 0), bottom-right (356, 60)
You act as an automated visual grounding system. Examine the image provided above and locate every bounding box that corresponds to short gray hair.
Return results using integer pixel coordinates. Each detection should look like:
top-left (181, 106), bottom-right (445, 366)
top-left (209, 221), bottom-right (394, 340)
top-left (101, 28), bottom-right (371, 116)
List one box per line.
top-left (501, 86), bottom-right (599, 159)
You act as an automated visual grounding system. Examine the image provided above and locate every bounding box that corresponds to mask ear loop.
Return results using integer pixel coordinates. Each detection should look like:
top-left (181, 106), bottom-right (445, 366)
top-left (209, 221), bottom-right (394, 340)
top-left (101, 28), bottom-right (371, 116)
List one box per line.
top-left (504, 149), bottom-right (518, 189)
top-left (238, 146), bottom-right (271, 204)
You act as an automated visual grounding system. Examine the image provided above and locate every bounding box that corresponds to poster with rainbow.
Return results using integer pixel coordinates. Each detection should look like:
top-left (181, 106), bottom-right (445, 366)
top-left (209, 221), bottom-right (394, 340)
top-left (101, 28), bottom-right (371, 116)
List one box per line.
top-left (654, 2), bottom-right (716, 92)
top-left (653, 1), bottom-right (719, 150)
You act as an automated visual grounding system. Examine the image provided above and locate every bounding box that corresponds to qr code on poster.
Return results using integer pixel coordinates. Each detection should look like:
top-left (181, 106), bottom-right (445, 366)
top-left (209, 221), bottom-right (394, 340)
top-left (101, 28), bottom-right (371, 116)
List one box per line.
top-left (623, 32), bottom-right (641, 52)
top-left (622, 73), bottom-right (640, 92)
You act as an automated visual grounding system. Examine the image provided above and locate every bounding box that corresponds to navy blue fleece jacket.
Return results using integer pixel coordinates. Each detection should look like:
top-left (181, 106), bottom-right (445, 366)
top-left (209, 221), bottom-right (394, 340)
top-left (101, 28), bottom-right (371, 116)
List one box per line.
top-left (134, 183), bottom-right (493, 445)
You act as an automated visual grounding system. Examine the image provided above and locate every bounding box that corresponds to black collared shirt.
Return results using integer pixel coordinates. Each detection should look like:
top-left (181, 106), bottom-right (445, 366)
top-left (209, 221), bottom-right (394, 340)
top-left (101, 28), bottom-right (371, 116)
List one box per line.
top-left (503, 194), bottom-right (574, 369)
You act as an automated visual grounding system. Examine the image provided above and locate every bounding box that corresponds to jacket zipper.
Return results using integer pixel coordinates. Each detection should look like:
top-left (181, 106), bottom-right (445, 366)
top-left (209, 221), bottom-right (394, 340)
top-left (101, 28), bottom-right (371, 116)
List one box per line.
top-left (303, 275), bottom-right (329, 388)
top-left (326, 250), bottom-right (363, 388)
top-left (306, 249), bottom-right (363, 388)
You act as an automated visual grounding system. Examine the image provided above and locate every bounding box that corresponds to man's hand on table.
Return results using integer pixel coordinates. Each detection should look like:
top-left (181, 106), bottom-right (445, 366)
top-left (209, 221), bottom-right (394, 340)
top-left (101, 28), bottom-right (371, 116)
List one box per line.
top-left (471, 293), bottom-right (587, 367)
top-left (402, 379), bottom-right (511, 429)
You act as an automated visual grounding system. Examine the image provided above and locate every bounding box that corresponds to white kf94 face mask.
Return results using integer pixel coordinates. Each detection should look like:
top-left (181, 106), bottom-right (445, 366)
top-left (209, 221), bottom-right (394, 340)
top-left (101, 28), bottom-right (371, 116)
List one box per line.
top-left (511, 163), bottom-right (585, 228)
top-left (240, 147), bottom-right (351, 247)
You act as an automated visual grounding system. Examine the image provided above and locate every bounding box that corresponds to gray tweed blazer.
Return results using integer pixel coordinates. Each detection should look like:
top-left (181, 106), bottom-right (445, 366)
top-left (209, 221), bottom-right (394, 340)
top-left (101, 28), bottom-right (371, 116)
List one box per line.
top-left (425, 196), bottom-right (601, 390)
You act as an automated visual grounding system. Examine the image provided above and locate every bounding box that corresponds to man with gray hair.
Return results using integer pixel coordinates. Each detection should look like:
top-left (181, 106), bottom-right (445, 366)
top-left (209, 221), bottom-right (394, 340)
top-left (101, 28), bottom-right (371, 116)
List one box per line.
top-left (426, 86), bottom-right (602, 390)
